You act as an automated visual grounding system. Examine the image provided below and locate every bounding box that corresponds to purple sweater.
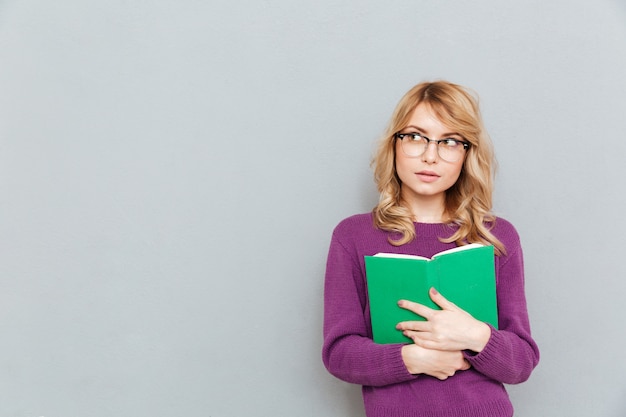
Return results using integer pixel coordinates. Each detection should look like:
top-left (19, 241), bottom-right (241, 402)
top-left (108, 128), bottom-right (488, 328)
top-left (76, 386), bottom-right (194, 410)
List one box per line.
top-left (322, 213), bottom-right (539, 417)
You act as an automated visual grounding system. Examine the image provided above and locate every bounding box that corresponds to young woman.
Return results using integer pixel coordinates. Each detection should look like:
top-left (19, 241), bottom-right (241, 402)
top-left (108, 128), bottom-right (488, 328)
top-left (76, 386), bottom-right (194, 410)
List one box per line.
top-left (322, 81), bottom-right (539, 417)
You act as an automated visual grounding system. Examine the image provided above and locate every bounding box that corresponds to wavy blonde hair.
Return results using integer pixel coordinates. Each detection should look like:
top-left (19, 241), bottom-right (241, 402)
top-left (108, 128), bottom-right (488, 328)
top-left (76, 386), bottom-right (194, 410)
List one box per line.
top-left (372, 80), bottom-right (505, 255)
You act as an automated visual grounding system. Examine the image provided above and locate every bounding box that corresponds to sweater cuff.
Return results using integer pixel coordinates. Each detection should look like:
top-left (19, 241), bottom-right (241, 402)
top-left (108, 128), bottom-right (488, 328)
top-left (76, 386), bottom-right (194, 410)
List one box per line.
top-left (385, 344), bottom-right (420, 383)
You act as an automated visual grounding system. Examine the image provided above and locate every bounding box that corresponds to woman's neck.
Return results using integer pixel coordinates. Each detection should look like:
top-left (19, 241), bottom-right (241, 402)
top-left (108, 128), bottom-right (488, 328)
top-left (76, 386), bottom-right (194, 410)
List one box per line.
top-left (413, 213), bottom-right (445, 223)
top-left (402, 191), bottom-right (446, 224)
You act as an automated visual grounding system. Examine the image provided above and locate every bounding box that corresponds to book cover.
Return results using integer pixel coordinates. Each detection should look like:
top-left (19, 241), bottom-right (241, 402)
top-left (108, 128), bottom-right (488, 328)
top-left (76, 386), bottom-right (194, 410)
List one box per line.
top-left (364, 243), bottom-right (498, 344)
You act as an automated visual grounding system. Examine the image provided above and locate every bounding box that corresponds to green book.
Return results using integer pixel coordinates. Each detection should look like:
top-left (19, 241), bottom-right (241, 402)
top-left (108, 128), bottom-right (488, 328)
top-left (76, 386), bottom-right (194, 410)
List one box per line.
top-left (364, 243), bottom-right (498, 344)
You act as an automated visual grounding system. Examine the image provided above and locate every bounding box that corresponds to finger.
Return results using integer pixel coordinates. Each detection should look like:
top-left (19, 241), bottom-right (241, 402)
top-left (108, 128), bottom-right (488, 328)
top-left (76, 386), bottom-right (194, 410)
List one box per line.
top-left (429, 287), bottom-right (460, 311)
top-left (400, 330), bottom-right (420, 343)
top-left (403, 331), bottom-right (438, 349)
top-left (397, 299), bottom-right (434, 319)
top-left (401, 330), bottom-right (429, 345)
top-left (396, 320), bottom-right (430, 332)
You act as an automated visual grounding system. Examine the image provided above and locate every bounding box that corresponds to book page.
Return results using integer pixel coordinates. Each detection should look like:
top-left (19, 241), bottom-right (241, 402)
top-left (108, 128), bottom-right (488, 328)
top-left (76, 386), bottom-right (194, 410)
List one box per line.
top-left (431, 243), bottom-right (486, 259)
top-left (374, 243), bottom-right (487, 261)
top-left (373, 253), bottom-right (429, 261)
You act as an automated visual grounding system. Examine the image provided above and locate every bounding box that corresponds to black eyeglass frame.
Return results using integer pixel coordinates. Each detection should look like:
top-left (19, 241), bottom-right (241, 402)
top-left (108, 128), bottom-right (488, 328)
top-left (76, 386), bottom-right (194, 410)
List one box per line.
top-left (394, 132), bottom-right (471, 151)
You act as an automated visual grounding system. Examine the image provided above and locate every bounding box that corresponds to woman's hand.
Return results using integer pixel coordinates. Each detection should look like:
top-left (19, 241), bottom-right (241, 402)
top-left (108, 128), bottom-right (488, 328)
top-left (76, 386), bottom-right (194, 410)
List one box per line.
top-left (401, 344), bottom-right (470, 380)
top-left (396, 287), bottom-right (491, 353)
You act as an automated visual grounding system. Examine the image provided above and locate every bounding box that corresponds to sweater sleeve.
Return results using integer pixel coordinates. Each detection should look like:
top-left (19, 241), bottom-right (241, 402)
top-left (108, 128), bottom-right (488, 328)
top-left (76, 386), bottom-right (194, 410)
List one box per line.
top-left (321, 231), bottom-right (417, 387)
top-left (463, 230), bottom-right (540, 384)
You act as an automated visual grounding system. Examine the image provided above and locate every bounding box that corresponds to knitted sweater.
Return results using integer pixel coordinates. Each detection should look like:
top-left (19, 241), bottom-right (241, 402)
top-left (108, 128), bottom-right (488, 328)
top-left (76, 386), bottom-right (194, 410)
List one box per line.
top-left (322, 213), bottom-right (540, 417)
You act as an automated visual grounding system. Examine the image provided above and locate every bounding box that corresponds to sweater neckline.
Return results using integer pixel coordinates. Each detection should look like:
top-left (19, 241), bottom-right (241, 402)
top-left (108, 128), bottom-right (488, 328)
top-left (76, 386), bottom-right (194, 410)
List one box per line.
top-left (412, 221), bottom-right (458, 238)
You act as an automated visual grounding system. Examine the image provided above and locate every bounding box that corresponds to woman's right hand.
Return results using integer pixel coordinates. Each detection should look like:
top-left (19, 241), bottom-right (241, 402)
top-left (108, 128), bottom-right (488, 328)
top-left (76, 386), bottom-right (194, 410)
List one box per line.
top-left (401, 344), bottom-right (470, 380)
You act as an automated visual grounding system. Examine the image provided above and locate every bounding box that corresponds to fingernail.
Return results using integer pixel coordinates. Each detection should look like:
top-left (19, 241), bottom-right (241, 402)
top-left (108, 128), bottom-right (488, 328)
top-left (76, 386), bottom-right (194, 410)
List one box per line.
top-left (431, 287), bottom-right (439, 295)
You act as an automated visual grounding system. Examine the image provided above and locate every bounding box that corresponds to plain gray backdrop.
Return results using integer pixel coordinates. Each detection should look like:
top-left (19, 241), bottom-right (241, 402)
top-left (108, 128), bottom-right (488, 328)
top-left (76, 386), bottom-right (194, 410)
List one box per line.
top-left (1, 1), bottom-right (625, 416)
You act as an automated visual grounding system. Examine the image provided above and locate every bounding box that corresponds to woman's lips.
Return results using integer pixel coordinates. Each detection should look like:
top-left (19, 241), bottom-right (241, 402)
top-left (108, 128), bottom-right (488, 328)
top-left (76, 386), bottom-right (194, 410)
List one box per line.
top-left (415, 171), bottom-right (440, 183)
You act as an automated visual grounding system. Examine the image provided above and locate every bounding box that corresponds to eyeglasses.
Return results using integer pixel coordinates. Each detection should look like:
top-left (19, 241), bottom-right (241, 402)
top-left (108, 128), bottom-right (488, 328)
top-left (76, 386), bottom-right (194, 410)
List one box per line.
top-left (394, 132), bottom-right (470, 163)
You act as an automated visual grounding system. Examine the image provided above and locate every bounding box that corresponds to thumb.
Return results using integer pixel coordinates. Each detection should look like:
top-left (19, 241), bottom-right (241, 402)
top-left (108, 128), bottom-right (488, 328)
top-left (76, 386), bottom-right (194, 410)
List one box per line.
top-left (429, 287), bottom-right (459, 311)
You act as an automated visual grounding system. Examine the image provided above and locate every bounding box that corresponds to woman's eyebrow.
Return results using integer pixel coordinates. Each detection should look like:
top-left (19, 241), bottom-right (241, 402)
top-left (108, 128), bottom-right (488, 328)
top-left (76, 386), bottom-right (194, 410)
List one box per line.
top-left (403, 125), bottom-right (462, 138)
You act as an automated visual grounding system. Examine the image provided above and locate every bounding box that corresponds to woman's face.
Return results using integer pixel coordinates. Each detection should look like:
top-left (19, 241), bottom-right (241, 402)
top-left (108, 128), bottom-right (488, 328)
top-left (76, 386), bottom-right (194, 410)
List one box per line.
top-left (395, 103), bottom-right (465, 207)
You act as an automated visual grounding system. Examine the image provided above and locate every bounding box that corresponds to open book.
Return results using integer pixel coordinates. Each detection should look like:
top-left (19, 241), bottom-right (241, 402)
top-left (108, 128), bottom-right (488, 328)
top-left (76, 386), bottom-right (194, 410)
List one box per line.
top-left (364, 243), bottom-right (498, 344)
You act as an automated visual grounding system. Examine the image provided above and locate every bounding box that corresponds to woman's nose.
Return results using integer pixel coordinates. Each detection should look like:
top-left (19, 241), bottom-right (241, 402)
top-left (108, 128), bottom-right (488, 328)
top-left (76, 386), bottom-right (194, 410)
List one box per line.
top-left (421, 142), bottom-right (439, 163)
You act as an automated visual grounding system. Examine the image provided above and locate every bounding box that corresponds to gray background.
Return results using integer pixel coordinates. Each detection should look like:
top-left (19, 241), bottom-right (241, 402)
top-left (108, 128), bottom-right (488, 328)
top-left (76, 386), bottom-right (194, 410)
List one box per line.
top-left (1, 1), bottom-right (625, 416)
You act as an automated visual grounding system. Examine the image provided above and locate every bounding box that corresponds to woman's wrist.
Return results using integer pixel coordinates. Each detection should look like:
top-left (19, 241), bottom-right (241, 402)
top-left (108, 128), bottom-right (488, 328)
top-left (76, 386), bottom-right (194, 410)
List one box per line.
top-left (468, 322), bottom-right (491, 353)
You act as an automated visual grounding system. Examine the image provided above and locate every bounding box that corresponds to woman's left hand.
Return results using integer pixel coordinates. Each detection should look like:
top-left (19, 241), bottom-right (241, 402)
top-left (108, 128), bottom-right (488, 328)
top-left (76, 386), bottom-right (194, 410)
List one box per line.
top-left (396, 287), bottom-right (491, 353)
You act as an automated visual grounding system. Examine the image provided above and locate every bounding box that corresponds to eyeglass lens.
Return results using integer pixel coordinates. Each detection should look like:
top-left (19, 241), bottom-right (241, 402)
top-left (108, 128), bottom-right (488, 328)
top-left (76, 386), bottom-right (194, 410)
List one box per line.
top-left (399, 134), bottom-right (466, 162)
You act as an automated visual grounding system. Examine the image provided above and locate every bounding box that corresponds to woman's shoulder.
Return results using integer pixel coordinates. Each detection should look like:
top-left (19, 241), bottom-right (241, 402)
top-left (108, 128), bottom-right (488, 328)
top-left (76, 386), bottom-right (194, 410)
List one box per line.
top-left (490, 216), bottom-right (522, 247)
top-left (333, 212), bottom-right (375, 235)
top-left (491, 216), bottom-right (516, 231)
top-left (330, 212), bottom-right (391, 254)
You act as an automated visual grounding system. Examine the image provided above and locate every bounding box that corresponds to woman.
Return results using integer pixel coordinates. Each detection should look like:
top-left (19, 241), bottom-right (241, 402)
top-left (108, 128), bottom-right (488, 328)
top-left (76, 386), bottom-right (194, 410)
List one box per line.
top-left (322, 81), bottom-right (539, 417)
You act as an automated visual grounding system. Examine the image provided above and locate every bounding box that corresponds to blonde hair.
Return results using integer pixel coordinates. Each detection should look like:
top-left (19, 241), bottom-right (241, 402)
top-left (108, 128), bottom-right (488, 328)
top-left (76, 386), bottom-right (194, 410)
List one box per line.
top-left (372, 80), bottom-right (505, 255)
